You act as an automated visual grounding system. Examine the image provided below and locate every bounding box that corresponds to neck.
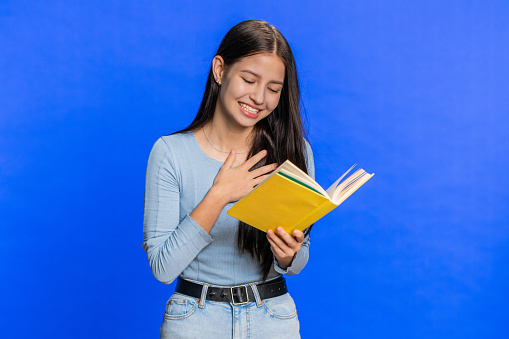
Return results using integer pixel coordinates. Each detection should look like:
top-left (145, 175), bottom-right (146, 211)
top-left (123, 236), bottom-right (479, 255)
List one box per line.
top-left (205, 115), bottom-right (253, 154)
top-left (204, 106), bottom-right (253, 153)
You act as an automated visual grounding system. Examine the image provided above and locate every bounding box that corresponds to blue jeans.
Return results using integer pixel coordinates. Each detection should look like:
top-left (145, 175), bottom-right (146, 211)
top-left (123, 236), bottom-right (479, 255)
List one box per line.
top-left (160, 282), bottom-right (301, 338)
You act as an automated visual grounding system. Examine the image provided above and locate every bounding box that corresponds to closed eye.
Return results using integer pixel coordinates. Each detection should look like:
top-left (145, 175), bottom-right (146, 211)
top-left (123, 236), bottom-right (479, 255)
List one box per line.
top-left (242, 77), bottom-right (254, 84)
top-left (268, 88), bottom-right (281, 94)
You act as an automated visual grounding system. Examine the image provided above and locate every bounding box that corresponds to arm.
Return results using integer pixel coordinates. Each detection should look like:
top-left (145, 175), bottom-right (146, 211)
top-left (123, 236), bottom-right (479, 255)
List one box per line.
top-left (143, 138), bottom-right (276, 284)
top-left (142, 138), bottom-right (214, 284)
top-left (268, 139), bottom-right (315, 275)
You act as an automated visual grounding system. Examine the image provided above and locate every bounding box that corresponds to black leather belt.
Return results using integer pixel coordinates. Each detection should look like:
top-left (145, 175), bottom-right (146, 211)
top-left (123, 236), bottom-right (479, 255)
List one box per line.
top-left (175, 276), bottom-right (288, 305)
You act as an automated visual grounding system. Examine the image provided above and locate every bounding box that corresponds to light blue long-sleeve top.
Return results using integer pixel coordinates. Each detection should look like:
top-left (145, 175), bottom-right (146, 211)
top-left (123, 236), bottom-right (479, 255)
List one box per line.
top-left (142, 131), bottom-right (315, 286)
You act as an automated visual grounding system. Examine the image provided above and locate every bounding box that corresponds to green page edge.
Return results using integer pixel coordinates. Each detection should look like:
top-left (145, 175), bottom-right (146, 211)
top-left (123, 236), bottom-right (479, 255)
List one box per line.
top-left (277, 172), bottom-right (324, 196)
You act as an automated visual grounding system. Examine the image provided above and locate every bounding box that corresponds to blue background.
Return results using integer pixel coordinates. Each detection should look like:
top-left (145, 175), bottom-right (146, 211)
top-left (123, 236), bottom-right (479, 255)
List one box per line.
top-left (1, 1), bottom-right (508, 338)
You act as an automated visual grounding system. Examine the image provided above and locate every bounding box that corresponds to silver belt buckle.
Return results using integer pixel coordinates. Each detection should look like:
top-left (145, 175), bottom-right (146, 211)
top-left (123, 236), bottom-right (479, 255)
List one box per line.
top-left (230, 285), bottom-right (249, 305)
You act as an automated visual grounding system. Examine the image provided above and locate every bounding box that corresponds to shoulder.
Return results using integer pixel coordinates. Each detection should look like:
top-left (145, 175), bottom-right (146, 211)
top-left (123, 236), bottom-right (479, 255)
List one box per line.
top-left (303, 138), bottom-right (314, 164)
top-left (302, 138), bottom-right (315, 179)
top-left (147, 132), bottom-right (196, 169)
top-left (303, 138), bottom-right (313, 156)
top-left (158, 131), bottom-right (194, 149)
top-left (150, 132), bottom-right (194, 156)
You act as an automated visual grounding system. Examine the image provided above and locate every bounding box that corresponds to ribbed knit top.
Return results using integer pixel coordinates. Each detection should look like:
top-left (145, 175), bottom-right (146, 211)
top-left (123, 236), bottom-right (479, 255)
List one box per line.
top-left (142, 132), bottom-right (314, 286)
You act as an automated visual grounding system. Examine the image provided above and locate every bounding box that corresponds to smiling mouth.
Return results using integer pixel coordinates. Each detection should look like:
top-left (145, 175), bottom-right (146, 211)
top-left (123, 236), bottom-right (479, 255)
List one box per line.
top-left (239, 102), bottom-right (260, 116)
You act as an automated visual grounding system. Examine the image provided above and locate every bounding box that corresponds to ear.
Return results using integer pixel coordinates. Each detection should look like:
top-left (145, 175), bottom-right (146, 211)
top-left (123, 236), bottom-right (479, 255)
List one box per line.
top-left (212, 55), bottom-right (225, 84)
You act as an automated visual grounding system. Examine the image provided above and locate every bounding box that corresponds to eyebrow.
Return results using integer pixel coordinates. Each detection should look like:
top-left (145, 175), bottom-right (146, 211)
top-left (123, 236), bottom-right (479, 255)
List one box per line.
top-left (240, 70), bottom-right (284, 85)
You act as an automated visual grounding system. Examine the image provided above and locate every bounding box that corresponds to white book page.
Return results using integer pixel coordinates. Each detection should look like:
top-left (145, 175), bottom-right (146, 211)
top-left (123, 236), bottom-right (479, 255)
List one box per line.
top-left (332, 172), bottom-right (374, 204)
top-left (332, 169), bottom-right (366, 201)
top-left (325, 164), bottom-right (357, 197)
top-left (278, 161), bottom-right (328, 196)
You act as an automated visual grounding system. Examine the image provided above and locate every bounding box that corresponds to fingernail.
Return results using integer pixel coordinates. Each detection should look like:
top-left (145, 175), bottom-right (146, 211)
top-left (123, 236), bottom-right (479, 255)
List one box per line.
top-left (262, 150), bottom-right (267, 155)
top-left (277, 227), bottom-right (283, 233)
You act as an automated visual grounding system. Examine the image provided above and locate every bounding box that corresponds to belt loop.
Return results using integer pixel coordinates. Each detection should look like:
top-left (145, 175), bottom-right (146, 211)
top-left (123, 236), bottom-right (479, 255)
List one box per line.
top-left (199, 283), bottom-right (209, 309)
top-left (249, 283), bottom-right (263, 307)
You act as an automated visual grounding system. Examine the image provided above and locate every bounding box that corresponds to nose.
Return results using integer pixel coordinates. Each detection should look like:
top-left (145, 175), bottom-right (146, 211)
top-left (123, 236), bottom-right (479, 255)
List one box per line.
top-left (249, 84), bottom-right (264, 106)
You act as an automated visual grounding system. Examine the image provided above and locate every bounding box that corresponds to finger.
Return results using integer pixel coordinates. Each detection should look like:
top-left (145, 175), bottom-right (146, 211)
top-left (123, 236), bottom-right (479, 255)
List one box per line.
top-left (252, 173), bottom-right (271, 187)
top-left (267, 229), bottom-right (292, 255)
top-left (292, 230), bottom-right (305, 244)
top-left (275, 227), bottom-right (299, 248)
top-left (250, 163), bottom-right (278, 178)
top-left (221, 150), bottom-right (236, 170)
top-left (267, 233), bottom-right (286, 257)
top-left (241, 150), bottom-right (267, 169)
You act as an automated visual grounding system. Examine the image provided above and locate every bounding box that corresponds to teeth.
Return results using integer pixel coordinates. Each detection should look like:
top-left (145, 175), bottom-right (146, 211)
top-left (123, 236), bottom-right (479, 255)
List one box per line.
top-left (240, 103), bottom-right (259, 114)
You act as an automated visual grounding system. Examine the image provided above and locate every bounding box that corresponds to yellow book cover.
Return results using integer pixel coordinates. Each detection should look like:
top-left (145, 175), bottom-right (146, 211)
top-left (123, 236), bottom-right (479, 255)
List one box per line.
top-left (227, 160), bottom-right (374, 234)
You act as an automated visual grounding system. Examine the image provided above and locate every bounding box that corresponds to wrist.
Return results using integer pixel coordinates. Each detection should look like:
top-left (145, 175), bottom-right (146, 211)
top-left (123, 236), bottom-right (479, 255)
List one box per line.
top-left (275, 254), bottom-right (295, 270)
top-left (207, 185), bottom-right (229, 208)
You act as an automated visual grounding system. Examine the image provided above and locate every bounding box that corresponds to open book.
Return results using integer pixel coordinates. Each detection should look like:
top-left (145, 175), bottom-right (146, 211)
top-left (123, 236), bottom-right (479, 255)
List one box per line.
top-left (227, 160), bottom-right (374, 233)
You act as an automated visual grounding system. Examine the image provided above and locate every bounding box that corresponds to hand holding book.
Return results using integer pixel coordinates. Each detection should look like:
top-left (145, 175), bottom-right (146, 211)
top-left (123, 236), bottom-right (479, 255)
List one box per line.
top-left (267, 226), bottom-right (306, 269)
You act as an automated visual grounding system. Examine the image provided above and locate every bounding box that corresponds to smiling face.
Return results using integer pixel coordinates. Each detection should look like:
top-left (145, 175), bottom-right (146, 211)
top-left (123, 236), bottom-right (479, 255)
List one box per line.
top-left (213, 53), bottom-right (286, 130)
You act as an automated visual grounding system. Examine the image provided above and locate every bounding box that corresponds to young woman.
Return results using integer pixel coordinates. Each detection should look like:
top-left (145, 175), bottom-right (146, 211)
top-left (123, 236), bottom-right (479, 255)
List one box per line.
top-left (143, 20), bottom-right (314, 338)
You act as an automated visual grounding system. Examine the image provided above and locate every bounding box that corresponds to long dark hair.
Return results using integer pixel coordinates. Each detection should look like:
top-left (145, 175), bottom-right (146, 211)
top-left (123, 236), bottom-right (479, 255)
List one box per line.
top-left (178, 20), bottom-right (311, 280)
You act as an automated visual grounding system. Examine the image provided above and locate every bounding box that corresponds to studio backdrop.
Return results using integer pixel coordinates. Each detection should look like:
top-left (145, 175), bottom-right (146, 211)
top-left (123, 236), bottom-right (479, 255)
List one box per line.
top-left (1, 1), bottom-right (508, 338)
